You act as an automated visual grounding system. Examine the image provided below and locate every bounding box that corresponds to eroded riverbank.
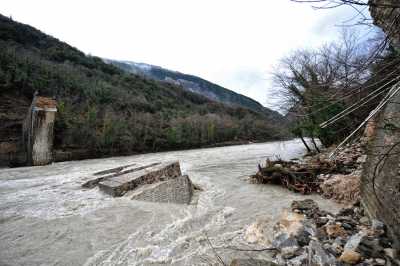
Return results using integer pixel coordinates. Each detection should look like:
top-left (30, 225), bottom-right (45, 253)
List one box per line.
top-left (0, 139), bottom-right (341, 265)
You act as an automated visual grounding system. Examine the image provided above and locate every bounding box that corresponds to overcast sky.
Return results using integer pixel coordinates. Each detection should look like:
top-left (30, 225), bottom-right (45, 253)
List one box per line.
top-left (2, 0), bottom-right (369, 109)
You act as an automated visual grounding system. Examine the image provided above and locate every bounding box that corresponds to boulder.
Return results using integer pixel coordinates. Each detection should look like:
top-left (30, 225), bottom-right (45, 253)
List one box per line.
top-left (244, 218), bottom-right (271, 246)
top-left (360, 216), bottom-right (370, 225)
top-left (291, 199), bottom-right (319, 215)
top-left (371, 219), bottom-right (385, 231)
top-left (325, 223), bottom-right (347, 238)
top-left (344, 232), bottom-right (384, 258)
top-left (308, 240), bottom-right (337, 266)
top-left (356, 155), bottom-right (367, 164)
top-left (325, 241), bottom-right (343, 256)
top-left (272, 209), bottom-right (317, 257)
top-left (272, 233), bottom-right (300, 258)
top-left (371, 219), bottom-right (386, 237)
top-left (344, 232), bottom-right (367, 251)
top-left (339, 250), bottom-right (361, 265)
top-left (384, 248), bottom-right (396, 259)
top-left (358, 237), bottom-right (384, 258)
top-left (286, 253), bottom-right (308, 266)
top-left (375, 258), bottom-right (386, 265)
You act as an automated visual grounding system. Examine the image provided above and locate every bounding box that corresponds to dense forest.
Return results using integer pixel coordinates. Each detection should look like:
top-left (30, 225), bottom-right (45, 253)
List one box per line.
top-left (0, 14), bottom-right (288, 160)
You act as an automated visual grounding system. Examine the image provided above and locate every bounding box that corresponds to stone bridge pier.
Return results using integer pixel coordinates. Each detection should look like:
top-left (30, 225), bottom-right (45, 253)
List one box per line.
top-left (23, 96), bottom-right (57, 166)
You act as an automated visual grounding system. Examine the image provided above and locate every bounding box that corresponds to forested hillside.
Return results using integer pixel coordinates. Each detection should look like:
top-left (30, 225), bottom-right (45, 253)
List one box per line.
top-left (105, 59), bottom-right (282, 121)
top-left (0, 14), bottom-right (288, 161)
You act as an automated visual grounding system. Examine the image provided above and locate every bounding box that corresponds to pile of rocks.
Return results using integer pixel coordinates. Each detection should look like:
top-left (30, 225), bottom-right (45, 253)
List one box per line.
top-left (270, 199), bottom-right (398, 265)
top-left (318, 142), bottom-right (365, 204)
top-left (309, 142), bottom-right (366, 172)
top-left (319, 173), bottom-right (361, 204)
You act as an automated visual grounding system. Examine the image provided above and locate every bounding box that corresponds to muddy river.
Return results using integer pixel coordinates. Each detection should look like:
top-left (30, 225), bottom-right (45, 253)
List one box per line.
top-left (0, 139), bottom-right (341, 265)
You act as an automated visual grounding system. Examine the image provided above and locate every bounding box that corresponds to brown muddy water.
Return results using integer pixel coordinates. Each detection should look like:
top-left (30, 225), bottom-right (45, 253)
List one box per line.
top-left (0, 139), bottom-right (341, 266)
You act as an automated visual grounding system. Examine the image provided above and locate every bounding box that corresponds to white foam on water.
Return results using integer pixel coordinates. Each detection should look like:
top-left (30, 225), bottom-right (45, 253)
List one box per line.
top-left (0, 139), bottom-right (341, 265)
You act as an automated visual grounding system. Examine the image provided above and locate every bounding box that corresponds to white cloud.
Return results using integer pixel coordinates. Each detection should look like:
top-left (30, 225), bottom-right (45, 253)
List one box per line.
top-left (1, 0), bottom-right (370, 110)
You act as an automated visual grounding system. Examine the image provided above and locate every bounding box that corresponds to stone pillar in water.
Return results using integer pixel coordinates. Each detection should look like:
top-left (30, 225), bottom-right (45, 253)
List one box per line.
top-left (23, 96), bottom-right (57, 166)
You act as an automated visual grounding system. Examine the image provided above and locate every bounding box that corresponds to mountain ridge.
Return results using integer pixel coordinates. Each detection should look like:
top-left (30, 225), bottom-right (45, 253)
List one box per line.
top-left (104, 59), bottom-right (282, 120)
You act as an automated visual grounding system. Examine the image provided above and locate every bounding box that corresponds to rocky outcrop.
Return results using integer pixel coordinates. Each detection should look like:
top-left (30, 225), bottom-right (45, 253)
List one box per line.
top-left (361, 84), bottom-right (400, 248)
top-left (364, 0), bottom-right (400, 249)
top-left (369, 0), bottom-right (400, 50)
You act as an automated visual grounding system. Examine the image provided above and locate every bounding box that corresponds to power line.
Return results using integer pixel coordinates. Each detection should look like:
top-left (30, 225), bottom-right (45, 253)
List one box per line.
top-left (320, 75), bottom-right (400, 127)
top-left (330, 81), bottom-right (400, 158)
top-left (295, 62), bottom-right (400, 117)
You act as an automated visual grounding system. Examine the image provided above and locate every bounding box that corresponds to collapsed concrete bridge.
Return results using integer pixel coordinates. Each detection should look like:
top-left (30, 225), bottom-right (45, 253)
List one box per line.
top-left (82, 161), bottom-right (196, 204)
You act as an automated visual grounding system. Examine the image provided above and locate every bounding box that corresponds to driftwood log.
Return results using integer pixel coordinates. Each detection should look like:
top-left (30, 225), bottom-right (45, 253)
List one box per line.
top-left (252, 159), bottom-right (345, 194)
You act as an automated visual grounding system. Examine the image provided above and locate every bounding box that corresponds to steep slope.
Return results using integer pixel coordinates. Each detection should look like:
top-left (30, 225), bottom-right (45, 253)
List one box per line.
top-left (105, 60), bottom-right (282, 121)
top-left (0, 14), bottom-right (288, 165)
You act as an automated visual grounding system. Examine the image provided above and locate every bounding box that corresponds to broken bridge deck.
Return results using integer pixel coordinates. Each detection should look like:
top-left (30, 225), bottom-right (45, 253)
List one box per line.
top-left (96, 161), bottom-right (182, 197)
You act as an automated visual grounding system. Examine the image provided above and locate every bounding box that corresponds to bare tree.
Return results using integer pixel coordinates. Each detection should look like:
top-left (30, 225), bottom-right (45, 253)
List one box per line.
top-left (273, 29), bottom-right (383, 148)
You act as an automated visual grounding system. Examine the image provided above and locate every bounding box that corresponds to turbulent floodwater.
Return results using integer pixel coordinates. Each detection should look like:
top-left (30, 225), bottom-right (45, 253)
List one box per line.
top-left (0, 139), bottom-right (341, 266)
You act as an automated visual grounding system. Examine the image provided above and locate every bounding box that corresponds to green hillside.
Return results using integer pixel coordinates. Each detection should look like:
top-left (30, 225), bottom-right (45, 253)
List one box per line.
top-left (108, 59), bottom-right (282, 121)
top-left (0, 14), bottom-right (288, 160)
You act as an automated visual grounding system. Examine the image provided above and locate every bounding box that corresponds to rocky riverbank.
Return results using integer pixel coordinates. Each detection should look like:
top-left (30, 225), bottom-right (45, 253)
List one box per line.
top-left (278, 199), bottom-right (397, 265)
top-left (271, 199), bottom-right (398, 265)
top-left (230, 141), bottom-right (399, 265)
top-left (231, 199), bottom-right (398, 266)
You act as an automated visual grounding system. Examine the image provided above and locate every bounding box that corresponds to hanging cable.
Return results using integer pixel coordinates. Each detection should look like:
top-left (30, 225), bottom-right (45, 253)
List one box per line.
top-left (320, 75), bottom-right (400, 127)
top-left (330, 81), bottom-right (400, 158)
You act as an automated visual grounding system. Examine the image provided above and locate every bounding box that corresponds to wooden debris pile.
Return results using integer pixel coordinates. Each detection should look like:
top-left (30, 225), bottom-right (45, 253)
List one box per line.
top-left (251, 158), bottom-right (346, 194)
